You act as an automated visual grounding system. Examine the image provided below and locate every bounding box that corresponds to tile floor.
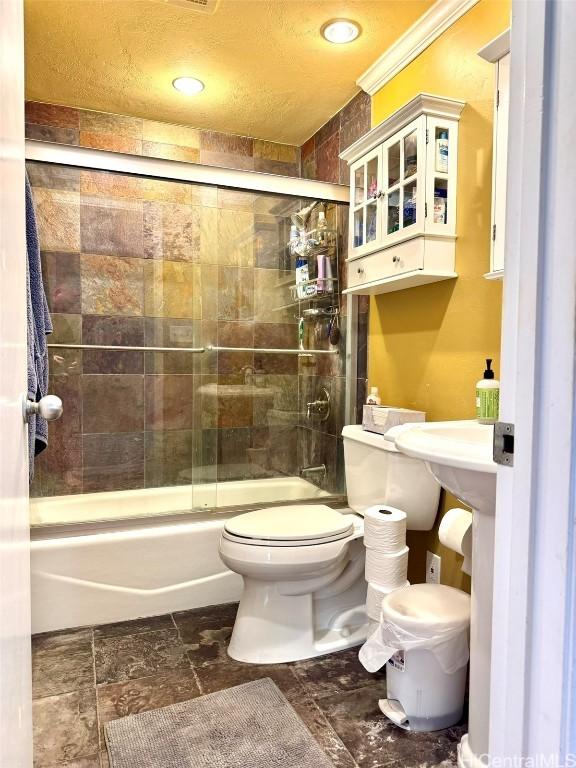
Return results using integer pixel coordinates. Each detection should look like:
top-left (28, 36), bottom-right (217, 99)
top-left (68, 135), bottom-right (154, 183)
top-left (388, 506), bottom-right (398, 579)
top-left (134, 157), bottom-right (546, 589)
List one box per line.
top-left (32, 602), bottom-right (466, 768)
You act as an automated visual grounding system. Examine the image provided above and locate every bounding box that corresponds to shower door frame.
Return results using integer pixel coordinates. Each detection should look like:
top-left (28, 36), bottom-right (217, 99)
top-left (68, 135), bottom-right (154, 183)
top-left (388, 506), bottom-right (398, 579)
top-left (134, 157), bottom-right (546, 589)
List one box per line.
top-left (25, 140), bottom-right (359, 509)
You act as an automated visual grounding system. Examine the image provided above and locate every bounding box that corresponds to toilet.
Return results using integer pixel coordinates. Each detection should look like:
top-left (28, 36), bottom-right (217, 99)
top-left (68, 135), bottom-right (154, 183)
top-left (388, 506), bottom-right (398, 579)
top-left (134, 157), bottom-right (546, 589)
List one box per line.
top-left (219, 424), bottom-right (441, 664)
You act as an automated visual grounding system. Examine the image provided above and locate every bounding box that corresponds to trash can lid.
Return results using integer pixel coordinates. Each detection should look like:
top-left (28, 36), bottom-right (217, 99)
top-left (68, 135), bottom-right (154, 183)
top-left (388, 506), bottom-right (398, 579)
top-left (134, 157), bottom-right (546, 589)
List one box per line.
top-left (381, 584), bottom-right (470, 632)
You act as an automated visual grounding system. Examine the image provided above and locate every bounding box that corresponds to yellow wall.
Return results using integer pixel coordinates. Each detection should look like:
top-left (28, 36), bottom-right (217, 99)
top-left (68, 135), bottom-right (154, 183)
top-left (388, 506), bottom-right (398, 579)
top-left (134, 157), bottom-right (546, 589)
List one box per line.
top-left (369, 0), bottom-right (510, 588)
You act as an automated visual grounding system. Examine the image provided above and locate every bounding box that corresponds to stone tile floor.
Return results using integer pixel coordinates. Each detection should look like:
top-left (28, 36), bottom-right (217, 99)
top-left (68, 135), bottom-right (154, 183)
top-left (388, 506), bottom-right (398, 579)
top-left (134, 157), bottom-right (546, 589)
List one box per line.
top-left (32, 602), bottom-right (466, 768)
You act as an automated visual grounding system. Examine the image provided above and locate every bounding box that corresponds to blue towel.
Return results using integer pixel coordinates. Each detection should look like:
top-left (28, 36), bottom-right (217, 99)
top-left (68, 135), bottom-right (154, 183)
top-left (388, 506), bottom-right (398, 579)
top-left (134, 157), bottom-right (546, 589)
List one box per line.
top-left (26, 172), bottom-right (52, 479)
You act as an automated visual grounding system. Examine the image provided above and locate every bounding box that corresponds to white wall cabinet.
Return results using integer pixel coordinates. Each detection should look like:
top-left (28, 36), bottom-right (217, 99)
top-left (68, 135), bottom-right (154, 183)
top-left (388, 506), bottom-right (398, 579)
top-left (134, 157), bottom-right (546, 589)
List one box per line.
top-left (341, 93), bottom-right (464, 296)
top-left (479, 30), bottom-right (510, 279)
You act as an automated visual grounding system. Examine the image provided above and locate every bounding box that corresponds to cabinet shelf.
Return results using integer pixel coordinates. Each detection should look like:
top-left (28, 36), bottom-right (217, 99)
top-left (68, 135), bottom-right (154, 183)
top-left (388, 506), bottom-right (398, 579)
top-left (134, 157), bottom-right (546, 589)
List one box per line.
top-left (343, 268), bottom-right (457, 296)
top-left (340, 93), bottom-right (464, 296)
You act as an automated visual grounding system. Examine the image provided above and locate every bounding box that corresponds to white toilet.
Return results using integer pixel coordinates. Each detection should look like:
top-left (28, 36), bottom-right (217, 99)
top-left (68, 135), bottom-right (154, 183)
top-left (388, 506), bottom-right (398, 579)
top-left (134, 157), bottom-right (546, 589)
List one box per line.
top-left (219, 424), bottom-right (441, 664)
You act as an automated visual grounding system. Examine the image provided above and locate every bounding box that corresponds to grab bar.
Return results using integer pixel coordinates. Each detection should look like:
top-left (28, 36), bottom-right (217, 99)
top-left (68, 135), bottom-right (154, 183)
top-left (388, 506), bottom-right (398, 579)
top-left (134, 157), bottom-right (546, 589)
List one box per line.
top-left (206, 345), bottom-right (338, 355)
top-left (47, 343), bottom-right (206, 353)
top-left (47, 343), bottom-right (338, 355)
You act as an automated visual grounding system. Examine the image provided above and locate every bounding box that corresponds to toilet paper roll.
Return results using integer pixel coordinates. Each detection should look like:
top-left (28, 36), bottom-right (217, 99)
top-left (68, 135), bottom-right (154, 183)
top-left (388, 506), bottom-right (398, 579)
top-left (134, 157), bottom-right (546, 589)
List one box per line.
top-left (366, 581), bottom-right (410, 621)
top-left (439, 508), bottom-right (473, 575)
top-left (363, 505), bottom-right (407, 554)
top-left (365, 546), bottom-right (409, 589)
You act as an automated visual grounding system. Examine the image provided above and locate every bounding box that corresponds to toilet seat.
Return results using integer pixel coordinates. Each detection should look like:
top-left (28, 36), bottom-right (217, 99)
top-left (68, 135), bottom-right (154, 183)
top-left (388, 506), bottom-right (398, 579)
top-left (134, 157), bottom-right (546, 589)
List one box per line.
top-left (223, 504), bottom-right (354, 547)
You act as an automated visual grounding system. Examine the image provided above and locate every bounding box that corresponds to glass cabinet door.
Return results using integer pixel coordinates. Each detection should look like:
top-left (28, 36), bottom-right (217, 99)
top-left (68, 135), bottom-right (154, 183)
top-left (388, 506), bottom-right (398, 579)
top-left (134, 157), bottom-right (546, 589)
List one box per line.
top-left (350, 147), bottom-right (383, 257)
top-left (424, 116), bottom-right (457, 237)
top-left (382, 117), bottom-right (425, 246)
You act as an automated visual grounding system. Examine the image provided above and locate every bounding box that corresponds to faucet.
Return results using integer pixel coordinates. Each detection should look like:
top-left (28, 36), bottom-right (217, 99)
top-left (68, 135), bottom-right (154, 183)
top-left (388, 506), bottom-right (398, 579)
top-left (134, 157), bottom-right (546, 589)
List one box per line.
top-left (306, 386), bottom-right (331, 421)
top-left (300, 464), bottom-right (327, 483)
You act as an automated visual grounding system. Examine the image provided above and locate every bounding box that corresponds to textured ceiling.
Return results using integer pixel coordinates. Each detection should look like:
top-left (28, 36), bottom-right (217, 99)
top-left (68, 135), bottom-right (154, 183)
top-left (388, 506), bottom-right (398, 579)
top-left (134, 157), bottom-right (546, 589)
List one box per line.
top-left (24, 0), bottom-right (434, 145)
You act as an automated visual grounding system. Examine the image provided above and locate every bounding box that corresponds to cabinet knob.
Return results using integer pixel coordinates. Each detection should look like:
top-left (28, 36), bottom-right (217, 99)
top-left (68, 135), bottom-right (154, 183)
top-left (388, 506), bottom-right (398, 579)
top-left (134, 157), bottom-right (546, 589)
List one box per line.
top-left (357, 266), bottom-right (365, 275)
top-left (392, 255), bottom-right (399, 263)
top-left (377, 191), bottom-right (384, 199)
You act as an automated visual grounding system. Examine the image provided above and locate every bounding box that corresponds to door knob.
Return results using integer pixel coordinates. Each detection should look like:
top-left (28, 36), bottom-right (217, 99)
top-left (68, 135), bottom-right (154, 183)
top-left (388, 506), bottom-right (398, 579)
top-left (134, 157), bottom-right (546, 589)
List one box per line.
top-left (23, 394), bottom-right (63, 423)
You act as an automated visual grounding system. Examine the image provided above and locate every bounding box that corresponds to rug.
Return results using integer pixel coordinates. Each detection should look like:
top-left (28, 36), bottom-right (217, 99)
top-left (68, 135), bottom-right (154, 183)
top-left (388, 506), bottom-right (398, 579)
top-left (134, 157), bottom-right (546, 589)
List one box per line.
top-left (105, 677), bottom-right (334, 768)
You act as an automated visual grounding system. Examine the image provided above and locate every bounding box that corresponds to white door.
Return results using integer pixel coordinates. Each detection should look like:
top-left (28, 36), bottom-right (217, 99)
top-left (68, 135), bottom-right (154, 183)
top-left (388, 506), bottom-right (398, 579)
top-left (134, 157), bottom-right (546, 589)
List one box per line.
top-left (0, 0), bottom-right (33, 765)
top-left (490, 0), bottom-right (576, 763)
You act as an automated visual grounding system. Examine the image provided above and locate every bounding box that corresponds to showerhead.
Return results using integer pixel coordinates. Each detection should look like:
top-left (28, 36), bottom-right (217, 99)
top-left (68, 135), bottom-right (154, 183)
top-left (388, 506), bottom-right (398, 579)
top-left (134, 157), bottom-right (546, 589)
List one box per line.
top-left (291, 201), bottom-right (321, 230)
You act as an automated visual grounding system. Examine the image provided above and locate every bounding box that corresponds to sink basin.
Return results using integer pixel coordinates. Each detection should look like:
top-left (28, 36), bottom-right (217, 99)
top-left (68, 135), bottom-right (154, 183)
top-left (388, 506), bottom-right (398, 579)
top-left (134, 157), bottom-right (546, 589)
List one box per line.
top-left (394, 420), bottom-right (498, 768)
top-left (395, 420), bottom-right (496, 512)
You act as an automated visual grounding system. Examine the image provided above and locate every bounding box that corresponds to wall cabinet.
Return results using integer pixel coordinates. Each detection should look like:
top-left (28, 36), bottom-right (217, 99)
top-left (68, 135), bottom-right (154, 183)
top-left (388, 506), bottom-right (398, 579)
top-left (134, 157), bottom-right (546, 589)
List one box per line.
top-left (341, 93), bottom-right (465, 296)
top-left (479, 30), bottom-right (510, 280)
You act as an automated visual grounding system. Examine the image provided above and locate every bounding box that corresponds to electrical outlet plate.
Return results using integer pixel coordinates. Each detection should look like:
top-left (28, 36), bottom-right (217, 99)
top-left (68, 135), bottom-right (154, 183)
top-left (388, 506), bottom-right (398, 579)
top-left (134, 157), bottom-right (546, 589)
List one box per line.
top-left (426, 551), bottom-right (441, 584)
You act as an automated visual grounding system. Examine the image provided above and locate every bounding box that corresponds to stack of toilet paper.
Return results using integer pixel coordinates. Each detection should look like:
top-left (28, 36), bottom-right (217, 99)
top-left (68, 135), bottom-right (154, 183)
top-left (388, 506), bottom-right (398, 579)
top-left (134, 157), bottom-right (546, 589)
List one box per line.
top-left (364, 505), bottom-right (409, 626)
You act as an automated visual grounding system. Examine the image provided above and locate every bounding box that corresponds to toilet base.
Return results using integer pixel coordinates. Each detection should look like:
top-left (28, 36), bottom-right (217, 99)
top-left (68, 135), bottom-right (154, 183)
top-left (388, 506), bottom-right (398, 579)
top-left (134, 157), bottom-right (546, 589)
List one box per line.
top-left (227, 576), bottom-right (368, 664)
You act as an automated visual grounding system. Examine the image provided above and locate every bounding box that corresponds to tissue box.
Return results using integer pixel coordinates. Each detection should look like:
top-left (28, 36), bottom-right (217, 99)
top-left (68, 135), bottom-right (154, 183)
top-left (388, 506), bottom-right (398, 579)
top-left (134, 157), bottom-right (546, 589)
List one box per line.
top-left (362, 405), bottom-right (425, 435)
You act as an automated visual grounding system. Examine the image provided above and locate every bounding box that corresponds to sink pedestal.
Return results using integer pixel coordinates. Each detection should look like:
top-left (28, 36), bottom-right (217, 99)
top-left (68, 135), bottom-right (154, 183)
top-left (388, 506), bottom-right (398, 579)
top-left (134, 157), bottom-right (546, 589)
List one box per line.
top-left (394, 421), bottom-right (498, 768)
top-left (458, 501), bottom-right (495, 768)
top-left (426, 462), bottom-right (496, 768)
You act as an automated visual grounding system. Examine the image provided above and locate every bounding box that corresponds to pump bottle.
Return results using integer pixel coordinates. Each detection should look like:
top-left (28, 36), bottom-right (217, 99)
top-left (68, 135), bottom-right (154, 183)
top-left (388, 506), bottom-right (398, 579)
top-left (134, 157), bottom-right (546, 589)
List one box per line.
top-left (476, 359), bottom-right (499, 424)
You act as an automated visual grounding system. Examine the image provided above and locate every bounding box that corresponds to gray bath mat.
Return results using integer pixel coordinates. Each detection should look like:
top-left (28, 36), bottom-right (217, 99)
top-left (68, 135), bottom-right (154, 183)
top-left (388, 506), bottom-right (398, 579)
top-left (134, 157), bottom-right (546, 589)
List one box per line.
top-left (104, 677), bottom-right (334, 768)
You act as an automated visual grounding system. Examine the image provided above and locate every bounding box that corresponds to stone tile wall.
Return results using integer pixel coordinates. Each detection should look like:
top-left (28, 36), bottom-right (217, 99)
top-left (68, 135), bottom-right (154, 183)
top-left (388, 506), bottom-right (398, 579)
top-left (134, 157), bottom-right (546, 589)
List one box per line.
top-left (26, 99), bottom-right (367, 501)
top-left (300, 91), bottom-right (371, 185)
top-left (28, 158), bottom-right (347, 498)
top-left (298, 91), bottom-right (371, 469)
top-left (25, 102), bottom-right (300, 176)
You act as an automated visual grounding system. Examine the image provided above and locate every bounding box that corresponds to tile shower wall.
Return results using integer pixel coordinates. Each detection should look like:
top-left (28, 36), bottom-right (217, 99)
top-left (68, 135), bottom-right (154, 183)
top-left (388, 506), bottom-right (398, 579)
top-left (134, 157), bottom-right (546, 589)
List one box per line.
top-left (26, 100), bottom-right (360, 501)
top-left (25, 102), bottom-right (300, 176)
top-left (298, 91), bottom-right (371, 477)
top-left (29, 161), bottom-right (331, 498)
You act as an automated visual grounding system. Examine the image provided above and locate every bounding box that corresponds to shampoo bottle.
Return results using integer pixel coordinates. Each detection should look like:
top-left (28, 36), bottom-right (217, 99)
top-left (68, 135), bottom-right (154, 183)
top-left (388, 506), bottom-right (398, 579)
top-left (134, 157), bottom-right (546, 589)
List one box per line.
top-left (436, 130), bottom-right (449, 173)
top-left (476, 359), bottom-right (499, 424)
top-left (295, 257), bottom-right (309, 299)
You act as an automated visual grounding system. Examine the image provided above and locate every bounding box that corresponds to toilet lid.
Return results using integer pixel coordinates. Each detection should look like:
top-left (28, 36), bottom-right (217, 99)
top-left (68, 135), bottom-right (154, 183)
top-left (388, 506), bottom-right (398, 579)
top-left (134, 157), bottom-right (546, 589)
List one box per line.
top-left (224, 505), bottom-right (354, 542)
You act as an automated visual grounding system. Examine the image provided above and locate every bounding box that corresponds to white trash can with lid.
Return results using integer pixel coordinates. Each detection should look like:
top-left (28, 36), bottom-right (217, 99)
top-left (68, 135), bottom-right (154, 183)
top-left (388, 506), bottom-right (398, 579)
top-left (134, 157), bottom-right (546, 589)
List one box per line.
top-left (359, 583), bottom-right (470, 732)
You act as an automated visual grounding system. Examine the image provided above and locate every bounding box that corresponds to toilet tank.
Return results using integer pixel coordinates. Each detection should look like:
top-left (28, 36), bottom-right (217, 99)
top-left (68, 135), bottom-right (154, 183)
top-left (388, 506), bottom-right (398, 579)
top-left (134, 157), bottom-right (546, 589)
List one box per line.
top-left (342, 425), bottom-right (440, 531)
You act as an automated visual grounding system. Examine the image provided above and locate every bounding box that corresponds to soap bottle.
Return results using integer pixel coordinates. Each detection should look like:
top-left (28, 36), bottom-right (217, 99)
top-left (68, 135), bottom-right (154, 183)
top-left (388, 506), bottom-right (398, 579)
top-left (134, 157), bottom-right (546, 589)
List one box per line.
top-left (366, 387), bottom-right (381, 406)
top-left (476, 359), bottom-right (499, 424)
top-left (295, 257), bottom-right (309, 300)
top-left (436, 130), bottom-right (449, 173)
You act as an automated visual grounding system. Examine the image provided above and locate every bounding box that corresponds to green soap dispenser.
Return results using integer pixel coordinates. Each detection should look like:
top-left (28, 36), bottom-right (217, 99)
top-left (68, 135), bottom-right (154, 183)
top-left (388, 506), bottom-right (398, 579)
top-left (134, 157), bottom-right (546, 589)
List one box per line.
top-left (476, 359), bottom-right (500, 424)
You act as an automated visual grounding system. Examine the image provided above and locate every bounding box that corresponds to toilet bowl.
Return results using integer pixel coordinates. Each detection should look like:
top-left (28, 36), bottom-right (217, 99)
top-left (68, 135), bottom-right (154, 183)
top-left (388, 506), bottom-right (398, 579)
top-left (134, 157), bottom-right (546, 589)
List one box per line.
top-left (219, 425), bottom-right (441, 664)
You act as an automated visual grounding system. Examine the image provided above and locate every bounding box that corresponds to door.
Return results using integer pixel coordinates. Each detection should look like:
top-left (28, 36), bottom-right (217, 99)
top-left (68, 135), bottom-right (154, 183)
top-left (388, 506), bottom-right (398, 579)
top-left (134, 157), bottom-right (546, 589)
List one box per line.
top-left (490, 0), bottom-right (576, 763)
top-left (349, 145), bottom-right (383, 259)
top-left (381, 116), bottom-right (425, 248)
top-left (0, 1), bottom-right (33, 766)
top-left (490, 52), bottom-right (510, 274)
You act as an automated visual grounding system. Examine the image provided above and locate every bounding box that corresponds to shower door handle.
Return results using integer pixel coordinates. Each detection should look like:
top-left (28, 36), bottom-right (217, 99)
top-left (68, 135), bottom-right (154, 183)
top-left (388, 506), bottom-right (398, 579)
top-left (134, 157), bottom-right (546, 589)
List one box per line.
top-left (23, 394), bottom-right (63, 423)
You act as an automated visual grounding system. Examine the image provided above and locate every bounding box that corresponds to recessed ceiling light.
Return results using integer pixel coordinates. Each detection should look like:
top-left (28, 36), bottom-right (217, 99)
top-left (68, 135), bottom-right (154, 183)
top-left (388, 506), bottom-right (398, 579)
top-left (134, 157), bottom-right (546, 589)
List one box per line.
top-left (321, 19), bottom-right (361, 45)
top-left (172, 76), bottom-right (205, 95)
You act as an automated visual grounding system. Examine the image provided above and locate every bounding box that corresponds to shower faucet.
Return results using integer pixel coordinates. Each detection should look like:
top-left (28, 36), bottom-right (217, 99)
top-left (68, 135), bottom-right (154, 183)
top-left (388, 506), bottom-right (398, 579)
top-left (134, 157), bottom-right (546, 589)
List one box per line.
top-left (306, 386), bottom-right (331, 421)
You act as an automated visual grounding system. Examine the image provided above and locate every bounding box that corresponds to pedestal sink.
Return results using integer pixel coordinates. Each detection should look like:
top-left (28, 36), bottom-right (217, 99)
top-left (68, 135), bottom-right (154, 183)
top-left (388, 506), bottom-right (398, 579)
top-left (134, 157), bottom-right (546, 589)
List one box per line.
top-left (394, 421), bottom-right (497, 768)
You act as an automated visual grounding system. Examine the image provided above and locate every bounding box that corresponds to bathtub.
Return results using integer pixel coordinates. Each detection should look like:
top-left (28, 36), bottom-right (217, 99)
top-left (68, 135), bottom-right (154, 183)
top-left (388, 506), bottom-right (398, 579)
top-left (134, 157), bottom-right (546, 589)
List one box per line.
top-left (30, 477), bottom-right (333, 634)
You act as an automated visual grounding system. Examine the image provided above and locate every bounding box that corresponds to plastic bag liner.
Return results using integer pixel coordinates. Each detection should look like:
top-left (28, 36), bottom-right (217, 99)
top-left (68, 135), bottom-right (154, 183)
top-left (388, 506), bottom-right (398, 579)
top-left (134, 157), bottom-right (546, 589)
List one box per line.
top-left (359, 618), bottom-right (470, 675)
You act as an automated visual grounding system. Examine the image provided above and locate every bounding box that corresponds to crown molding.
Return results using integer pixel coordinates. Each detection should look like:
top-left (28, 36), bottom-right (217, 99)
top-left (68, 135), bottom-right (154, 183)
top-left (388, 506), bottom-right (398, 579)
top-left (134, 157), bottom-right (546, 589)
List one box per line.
top-left (340, 93), bottom-right (465, 164)
top-left (357, 0), bottom-right (480, 96)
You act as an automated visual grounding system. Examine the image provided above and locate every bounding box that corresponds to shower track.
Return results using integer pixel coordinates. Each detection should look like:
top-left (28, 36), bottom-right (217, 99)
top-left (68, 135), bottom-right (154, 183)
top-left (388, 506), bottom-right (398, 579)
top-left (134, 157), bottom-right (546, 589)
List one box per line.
top-left (47, 344), bottom-right (339, 355)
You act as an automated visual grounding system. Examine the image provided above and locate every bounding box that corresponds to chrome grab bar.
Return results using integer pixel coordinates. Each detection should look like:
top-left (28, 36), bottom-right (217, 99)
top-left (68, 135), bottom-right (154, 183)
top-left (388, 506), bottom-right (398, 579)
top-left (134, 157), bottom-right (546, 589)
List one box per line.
top-left (47, 343), bottom-right (338, 355)
top-left (206, 345), bottom-right (338, 355)
top-left (47, 343), bottom-right (206, 353)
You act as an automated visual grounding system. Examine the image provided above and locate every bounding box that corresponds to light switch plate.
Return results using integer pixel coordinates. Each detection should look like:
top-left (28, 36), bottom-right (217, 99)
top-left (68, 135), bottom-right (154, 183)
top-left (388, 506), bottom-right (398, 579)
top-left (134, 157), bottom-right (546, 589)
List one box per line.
top-left (426, 551), bottom-right (441, 584)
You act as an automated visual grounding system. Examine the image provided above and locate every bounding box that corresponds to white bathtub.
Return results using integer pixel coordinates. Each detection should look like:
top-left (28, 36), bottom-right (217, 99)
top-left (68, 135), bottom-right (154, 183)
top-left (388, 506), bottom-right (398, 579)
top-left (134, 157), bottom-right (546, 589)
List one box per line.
top-left (30, 477), bottom-right (331, 634)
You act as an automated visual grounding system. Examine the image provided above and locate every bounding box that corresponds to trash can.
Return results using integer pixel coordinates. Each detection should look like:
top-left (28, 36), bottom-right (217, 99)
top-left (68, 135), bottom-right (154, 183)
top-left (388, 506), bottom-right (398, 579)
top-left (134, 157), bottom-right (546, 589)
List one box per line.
top-left (359, 583), bottom-right (470, 732)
